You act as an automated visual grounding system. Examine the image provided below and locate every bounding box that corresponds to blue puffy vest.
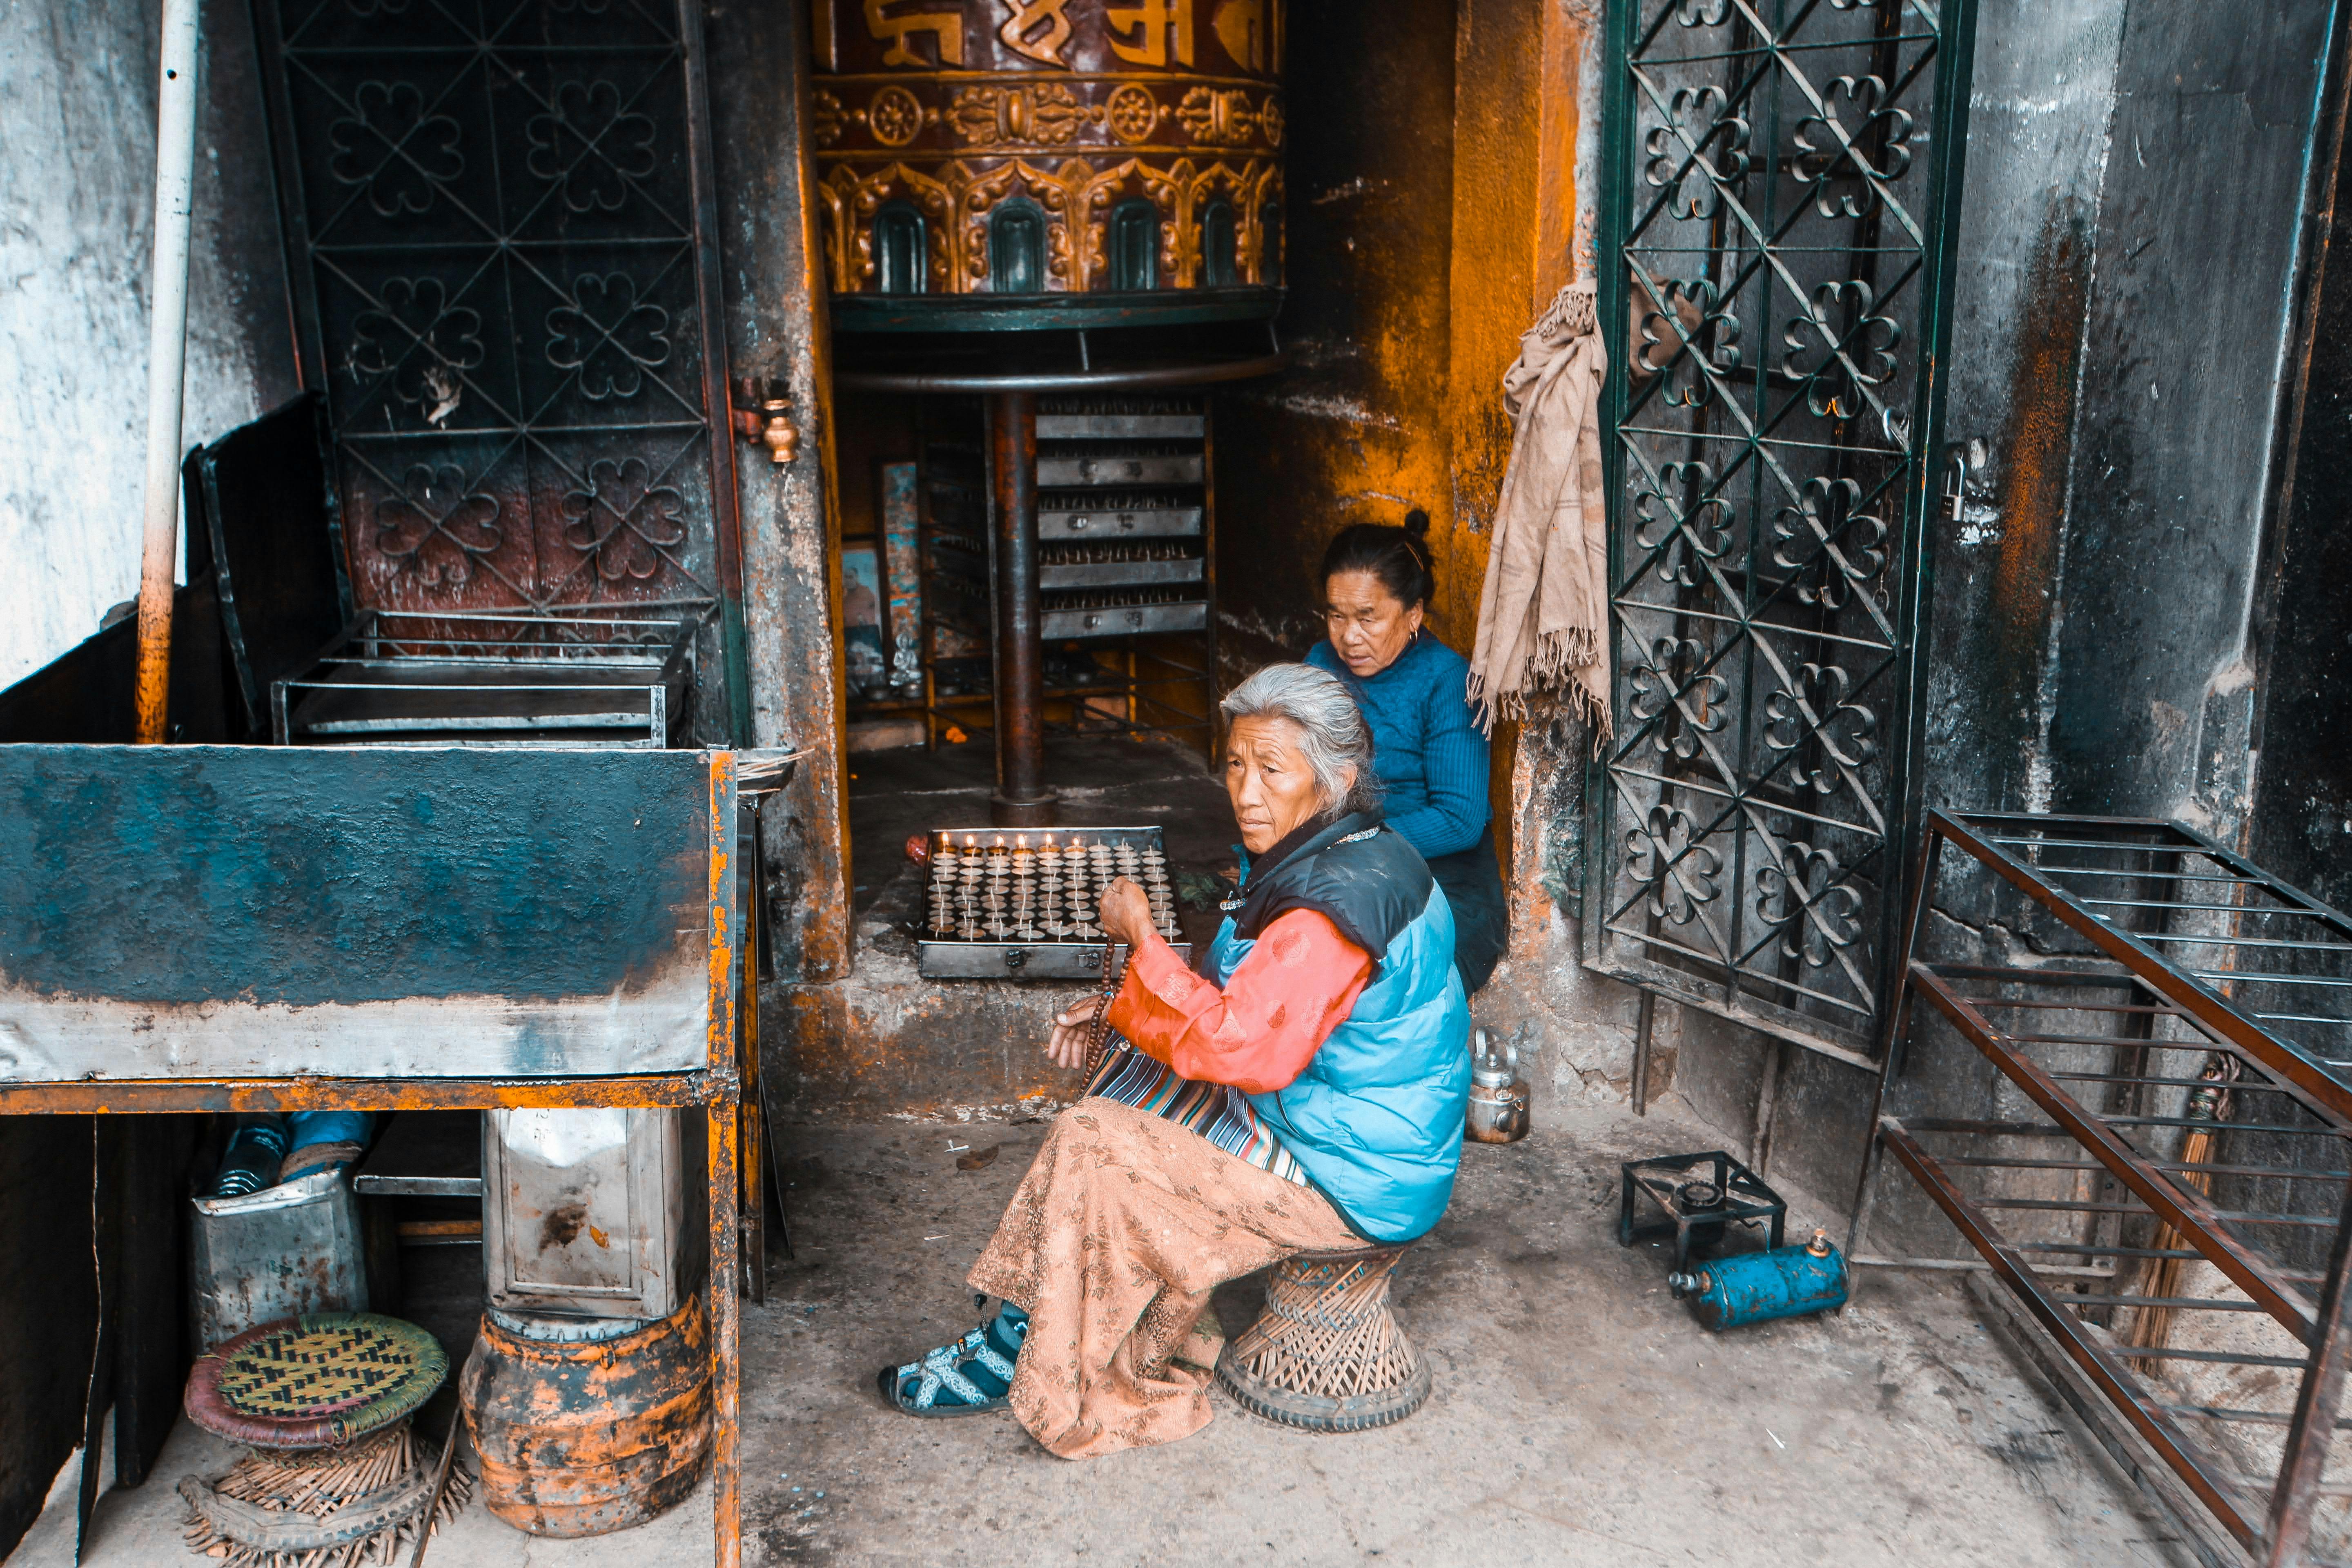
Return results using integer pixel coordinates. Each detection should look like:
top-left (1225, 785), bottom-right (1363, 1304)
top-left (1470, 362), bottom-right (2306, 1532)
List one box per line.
top-left (1210, 814), bottom-right (1472, 1243)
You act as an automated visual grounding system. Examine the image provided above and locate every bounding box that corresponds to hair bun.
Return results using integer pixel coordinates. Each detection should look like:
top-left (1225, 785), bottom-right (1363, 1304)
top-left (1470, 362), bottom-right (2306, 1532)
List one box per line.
top-left (1404, 507), bottom-right (1431, 539)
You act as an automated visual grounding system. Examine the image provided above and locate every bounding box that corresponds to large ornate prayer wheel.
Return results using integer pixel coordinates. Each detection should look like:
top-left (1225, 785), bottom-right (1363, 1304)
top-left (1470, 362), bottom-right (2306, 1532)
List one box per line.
top-left (811, 0), bottom-right (1286, 330)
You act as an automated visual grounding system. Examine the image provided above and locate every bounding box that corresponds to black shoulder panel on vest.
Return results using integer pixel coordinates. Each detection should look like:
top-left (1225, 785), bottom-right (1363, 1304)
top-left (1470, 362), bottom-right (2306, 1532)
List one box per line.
top-left (1234, 816), bottom-right (1434, 964)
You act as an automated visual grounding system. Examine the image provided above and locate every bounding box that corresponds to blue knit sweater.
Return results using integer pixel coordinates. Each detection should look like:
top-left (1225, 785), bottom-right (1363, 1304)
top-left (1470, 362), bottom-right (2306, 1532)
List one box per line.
top-left (1306, 633), bottom-right (1490, 858)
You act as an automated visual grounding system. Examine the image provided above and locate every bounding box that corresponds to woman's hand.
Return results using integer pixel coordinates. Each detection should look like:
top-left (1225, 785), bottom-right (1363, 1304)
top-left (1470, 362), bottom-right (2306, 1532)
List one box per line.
top-left (1098, 877), bottom-right (1156, 950)
top-left (1045, 1002), bottom-right (1096, 1071)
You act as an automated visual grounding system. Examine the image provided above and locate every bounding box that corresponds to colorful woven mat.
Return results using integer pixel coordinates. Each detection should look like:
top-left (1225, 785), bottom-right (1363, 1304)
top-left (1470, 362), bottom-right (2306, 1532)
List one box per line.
top-left (187, 1313), bottom-right (449, 1450)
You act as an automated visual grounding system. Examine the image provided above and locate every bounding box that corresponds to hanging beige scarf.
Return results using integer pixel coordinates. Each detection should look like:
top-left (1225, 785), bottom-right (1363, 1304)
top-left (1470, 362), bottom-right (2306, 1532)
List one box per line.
top-left (1467, 278), bottom-right (1610, 736)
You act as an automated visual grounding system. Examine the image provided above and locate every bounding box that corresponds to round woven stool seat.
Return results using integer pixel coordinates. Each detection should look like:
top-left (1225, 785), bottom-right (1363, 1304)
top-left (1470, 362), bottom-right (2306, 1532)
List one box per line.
top-left (187, 1312), bottom-right (450, 1450)
top-left (179, 1313), bottom-right (468, 1568)
top-left (1214, 1245), bottom-right (1430, 1433)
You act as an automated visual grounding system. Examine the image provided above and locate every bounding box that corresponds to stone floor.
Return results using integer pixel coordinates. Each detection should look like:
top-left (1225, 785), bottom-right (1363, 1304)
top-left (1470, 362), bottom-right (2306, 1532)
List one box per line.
top-left (20, 1087), bottom-right (2199, 1568)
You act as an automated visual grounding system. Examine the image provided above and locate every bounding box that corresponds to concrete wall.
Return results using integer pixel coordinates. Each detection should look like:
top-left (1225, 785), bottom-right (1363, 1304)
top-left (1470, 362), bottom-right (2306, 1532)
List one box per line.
top-left (706, 0), bottom-right (855, 985)
top-left (1655, 0), bottom-right (2352, 1238)
top-left (0, 0), bottom-right (297, 690)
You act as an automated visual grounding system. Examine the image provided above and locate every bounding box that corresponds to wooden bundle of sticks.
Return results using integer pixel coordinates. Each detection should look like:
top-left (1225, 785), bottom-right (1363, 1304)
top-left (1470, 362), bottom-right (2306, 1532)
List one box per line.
top-left (2123, 1053), bottom-right (2240, 1373)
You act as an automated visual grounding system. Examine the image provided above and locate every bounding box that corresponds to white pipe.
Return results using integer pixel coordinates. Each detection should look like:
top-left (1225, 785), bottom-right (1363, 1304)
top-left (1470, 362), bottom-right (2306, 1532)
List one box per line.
top-left (132, 0), bottom-right (201, 744)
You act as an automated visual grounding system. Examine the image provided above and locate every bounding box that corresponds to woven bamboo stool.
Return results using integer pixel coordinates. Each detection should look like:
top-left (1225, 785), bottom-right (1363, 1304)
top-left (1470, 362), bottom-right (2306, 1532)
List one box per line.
top-left (1214, 1245), bottom-right (1430, 1432)
top-left (179, 1312), bottom-right (470, 1568)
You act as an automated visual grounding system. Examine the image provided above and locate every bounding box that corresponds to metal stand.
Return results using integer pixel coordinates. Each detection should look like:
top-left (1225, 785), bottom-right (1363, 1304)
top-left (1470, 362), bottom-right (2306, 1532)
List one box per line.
top-left (0, 745), bottom-right (788, 1568)
top-left (1854, 810), bottom-right (2352, 1567)
top-left (987, 389), bottom-right (1054, 827)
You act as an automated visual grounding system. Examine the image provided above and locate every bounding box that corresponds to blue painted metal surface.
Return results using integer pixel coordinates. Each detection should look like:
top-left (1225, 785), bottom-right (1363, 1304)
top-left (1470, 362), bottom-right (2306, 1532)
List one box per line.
top-left (0, 744), bottom-right (733, 1082)
top-left (1668, 1234), bottom-right (1850, 1332)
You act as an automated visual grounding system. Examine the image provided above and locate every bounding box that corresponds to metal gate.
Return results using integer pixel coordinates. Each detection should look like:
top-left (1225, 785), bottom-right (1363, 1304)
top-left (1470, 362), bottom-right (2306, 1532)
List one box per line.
top-left (1588, 0), bottom-right (1977, 1063)
top-left (252, 0), bottom-right (746, 737)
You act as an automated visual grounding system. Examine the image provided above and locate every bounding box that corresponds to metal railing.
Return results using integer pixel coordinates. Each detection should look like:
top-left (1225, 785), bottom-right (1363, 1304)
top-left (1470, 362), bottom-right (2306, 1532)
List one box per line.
top-left (1853, 810), bottom-right (2352, 1566)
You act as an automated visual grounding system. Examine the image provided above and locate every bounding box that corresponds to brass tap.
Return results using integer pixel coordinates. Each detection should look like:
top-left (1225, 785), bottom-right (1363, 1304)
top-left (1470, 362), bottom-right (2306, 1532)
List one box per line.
top-left (733, 376), bottom-right (800, 466)
top-left (757, 398), bottom-right (799, 466)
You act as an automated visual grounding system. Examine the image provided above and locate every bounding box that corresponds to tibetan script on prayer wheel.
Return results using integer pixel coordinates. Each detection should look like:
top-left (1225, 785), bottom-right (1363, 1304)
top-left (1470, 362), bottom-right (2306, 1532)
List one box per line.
top-left (810, 0), bottom-right (1285, 307)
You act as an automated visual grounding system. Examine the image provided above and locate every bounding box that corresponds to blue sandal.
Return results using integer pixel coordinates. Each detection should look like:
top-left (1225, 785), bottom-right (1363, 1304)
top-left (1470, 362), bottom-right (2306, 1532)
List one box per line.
top-left (877, 1304), bottom-right (1028, 1417)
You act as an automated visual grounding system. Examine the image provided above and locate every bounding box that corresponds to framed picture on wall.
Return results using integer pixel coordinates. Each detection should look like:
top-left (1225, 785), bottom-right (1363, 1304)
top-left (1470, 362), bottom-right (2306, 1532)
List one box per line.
top-left (840, 543), bottom-right (887, 699)
top-left (878, 460), bottom-right (923, 693)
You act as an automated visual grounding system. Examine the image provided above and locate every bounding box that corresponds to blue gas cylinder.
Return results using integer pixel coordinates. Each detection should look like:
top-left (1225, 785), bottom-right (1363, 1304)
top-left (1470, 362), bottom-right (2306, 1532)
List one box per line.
top-left (1666, 1229), bottom-right (1849, 1330)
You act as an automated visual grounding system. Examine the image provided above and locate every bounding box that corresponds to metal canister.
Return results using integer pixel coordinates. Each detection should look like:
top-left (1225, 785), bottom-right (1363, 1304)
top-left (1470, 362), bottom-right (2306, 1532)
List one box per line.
top-left (1465, 1028), bottom-right (1530, 1144)
top-left (1667, 1229), bottom-right (1849, 1330)
top-left (189, 1169), bottom-right (368, 1352)
top-left (481, 1107), bottom-right (697, 1324)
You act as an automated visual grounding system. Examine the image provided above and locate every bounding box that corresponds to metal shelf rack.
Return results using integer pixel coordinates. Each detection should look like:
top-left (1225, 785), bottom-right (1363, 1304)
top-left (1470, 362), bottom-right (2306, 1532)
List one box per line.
top-left (915, 394), bottom-right (1219, 760)
top-left (1853, 810), bottom-right (2352, 1566)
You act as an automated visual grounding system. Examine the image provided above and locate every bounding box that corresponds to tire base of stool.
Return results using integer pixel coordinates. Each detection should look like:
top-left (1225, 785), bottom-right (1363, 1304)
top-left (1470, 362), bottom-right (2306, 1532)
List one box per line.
top-left (1212, 1339), bottom-right (1432, 1433)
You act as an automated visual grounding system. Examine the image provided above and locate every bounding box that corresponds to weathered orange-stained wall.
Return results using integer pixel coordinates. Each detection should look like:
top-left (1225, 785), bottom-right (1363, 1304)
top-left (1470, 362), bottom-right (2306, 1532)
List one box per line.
top-left (1443, 0), bottom-right (1590, 884)
top-left (1214, 0), bottom-right (1597, 919)
top-left (1209, 0), bottom-right (1461, 677)
top-left (1211, 0), bottom-right (1592, 673)
top-left (773, 0), bottom-right (1619, 1117)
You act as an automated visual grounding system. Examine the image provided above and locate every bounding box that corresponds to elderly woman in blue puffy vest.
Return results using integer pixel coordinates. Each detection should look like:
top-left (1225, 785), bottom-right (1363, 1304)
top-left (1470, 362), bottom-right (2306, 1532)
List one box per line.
top-left (1308, 514), bottom-right (1509, 994)
top-left (877, 663), bottom-right (1471, 1457)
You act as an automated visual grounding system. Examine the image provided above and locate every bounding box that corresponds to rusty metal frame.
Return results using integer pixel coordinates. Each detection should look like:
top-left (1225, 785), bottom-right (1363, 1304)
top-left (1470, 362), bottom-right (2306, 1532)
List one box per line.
top-left (0, 750), bottom-right (752, 1568)
top-left (1853, 808), bottom-right (2352, 1566)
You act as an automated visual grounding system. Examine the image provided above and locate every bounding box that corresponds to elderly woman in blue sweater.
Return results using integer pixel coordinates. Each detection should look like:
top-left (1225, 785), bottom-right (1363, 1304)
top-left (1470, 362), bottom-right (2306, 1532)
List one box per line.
top-left (1306, 513), bottom-right (1508, 993)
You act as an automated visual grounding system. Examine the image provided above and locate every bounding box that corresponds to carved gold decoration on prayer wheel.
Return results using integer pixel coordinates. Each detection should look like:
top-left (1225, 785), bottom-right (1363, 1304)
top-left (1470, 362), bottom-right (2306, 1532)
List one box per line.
top-left (811, 0), bottom-right (1286, 324)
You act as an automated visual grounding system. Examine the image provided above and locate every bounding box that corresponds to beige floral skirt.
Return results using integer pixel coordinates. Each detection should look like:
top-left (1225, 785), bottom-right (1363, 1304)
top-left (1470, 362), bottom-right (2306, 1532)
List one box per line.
top-left (967, 1096), bottom-right (1363, 1459)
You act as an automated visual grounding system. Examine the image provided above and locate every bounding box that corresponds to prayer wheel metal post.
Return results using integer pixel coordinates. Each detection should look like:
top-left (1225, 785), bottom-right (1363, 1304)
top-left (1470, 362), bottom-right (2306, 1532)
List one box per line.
top-left (990, 388), bottom-right (1056, 827)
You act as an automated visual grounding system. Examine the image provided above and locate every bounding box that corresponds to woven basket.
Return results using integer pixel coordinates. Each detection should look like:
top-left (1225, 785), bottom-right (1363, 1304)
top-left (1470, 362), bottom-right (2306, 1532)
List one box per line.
top-left (1214, 1245), bottom-right (1430, 1432)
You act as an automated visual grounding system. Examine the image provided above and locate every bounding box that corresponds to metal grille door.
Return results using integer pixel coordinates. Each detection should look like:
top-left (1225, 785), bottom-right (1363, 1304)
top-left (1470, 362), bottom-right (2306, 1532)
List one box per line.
top-left (253, 0), bottom-right (744, 731)
top-left (1589, 0), bottom-right (1976, 1061)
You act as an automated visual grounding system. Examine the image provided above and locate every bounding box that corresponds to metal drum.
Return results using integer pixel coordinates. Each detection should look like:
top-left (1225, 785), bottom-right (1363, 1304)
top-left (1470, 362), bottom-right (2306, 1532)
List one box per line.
top-left (811, 0), bottom-right (1286, 324)
top-left (461, 1297), bottom-right (712, 1537)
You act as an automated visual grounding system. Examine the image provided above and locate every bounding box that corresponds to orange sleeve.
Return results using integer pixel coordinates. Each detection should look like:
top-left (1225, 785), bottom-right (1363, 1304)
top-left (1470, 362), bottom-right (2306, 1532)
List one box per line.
top-left (1106, 909), bottom-right (1373, 1094)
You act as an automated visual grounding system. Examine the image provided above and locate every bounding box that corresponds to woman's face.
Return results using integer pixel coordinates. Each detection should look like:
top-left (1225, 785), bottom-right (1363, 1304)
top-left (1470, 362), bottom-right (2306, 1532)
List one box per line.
top-left (1323, 568), bottom-right (1424, 678)
top-left (1225, 715), bottom-right (1344, 857)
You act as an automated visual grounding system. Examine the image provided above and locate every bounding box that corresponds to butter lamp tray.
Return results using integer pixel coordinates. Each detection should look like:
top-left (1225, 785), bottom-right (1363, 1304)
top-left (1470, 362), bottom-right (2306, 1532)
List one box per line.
top-left (916, 824), bottom-right (1190, 979)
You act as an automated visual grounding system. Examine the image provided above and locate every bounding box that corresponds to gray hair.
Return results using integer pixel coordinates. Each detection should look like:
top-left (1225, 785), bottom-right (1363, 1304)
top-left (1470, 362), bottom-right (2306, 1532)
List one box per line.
top-left (1220, 663), bottom-right (1383, 817)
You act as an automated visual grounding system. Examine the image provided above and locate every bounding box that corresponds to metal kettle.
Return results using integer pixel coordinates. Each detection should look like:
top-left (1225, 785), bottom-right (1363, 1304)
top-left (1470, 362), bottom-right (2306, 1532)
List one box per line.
top-left (1465, 1028), bottom-right (1530, 1143)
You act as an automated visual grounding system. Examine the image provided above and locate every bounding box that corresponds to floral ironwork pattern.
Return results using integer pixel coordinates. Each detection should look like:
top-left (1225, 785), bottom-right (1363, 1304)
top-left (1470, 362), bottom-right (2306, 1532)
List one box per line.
top-left (259, 0), bottom-right (728, 621)
top-left (562, 458), bottom-right (688, 582)
top-left (374, 464), bottom-right (504, 590)
top-left (352, 278), bottom-right (483, 415)
top-left (1595, 0), bottom-right (1967, 1054)
top-left (328, 82), bottom-right (463, 216)
top-left (1754, 842), bottom-right (1866, 971)
top-left (546, 274), bottom-right (672, 401)
top-left (526, 81), bottom-right (658, 214)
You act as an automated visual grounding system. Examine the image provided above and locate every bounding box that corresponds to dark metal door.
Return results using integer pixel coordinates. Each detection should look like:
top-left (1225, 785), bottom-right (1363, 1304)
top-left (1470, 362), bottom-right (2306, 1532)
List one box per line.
top-left (1589, 0), bottom-right (1976, 1062)
top-left (252, 0), bottom-right (747, 737)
